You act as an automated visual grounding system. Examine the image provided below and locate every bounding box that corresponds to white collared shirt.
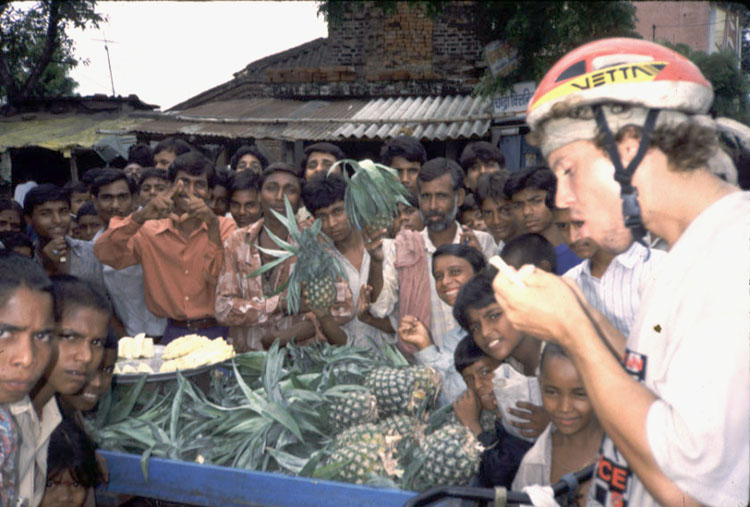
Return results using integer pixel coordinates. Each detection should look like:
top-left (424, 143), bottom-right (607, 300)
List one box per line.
top-left (331, 246), bottom-right (397, 350)
top-left (563, 242), bottom-right (665, 338)
top-left (10, 397), bottom-right (61, 507)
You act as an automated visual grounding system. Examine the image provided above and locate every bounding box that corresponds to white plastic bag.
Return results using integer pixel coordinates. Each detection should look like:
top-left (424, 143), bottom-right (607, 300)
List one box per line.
top-left (492, 363), bottom-right (542, 442)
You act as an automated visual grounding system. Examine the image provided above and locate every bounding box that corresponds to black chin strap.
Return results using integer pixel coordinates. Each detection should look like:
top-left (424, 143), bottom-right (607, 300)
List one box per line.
top-left (593, 105), bottom-right (659, 248)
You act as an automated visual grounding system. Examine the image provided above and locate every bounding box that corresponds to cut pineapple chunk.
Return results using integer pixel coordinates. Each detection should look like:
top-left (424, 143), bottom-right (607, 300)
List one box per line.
top-left (162, 334), bottom-right (212, 360)
top-left (137, 363), bottom-right (154, 374)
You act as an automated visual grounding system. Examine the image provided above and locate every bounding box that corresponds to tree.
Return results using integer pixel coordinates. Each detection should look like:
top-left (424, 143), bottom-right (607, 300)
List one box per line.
top-left (470, 1), bottom-right (639, 96)
top-left (0, 0), bottom-right (104, 107)
top-left (662, 42), bottom-right (749, 124)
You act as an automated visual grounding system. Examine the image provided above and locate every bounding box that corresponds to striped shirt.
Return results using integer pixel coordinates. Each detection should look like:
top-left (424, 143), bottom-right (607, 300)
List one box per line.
top-left (563, 241), bottom-right (665, 338)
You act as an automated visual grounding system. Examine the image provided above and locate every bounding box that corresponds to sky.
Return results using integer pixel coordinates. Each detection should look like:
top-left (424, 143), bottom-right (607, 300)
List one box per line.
top-left (66, 1), bottom-right (328, 110)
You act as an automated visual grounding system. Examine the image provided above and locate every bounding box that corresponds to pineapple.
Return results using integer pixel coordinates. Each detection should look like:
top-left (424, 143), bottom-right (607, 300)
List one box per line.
top-left (334, 423), bottom-right (383, 448)
top-left (364, 366), bottom-right (441, 418)
top-left (330, 159), bottom-right (411, 237)
top-left (325, 431), bottom-right (402, 484)
top-left (249, 196), bottom-right (346, 314)
top-left (410, 424), bottom-right (484, 490)
top-left (327, 389), bottom-right (379, 430)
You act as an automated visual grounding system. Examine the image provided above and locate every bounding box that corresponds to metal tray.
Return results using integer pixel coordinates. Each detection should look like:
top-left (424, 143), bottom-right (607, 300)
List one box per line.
top-left (114, 344), bottom-right (223, 384)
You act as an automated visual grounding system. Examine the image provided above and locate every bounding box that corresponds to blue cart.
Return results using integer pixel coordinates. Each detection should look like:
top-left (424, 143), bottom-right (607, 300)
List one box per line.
top-left (98, 450), bottom-right (418, 506)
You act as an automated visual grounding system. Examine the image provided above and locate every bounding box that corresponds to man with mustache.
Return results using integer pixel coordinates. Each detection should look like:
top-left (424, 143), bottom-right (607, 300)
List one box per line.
top-left (94, 152), bottom-right (236, 344)
top-left (366, 158), bottom-right (497, 360)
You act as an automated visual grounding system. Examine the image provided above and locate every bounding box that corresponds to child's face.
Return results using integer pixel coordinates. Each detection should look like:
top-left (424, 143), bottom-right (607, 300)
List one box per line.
top-left (69, 192), bottom-right (90, 215)
top-left (511, 187), bottom-right (554, 235)
top-left (41, 468), bottom-right (87, 507)
top-left (540, 355), bottom-right (597, 436)
top-left (466, 302), bottom-right (523, 362)
top-left (0, 287), bottom-right (54, 404)
top-left (460, 209), bottom-right (487, 232)
top-left (138, 177), bottom-right (169, 207)
top-left (461, 355), bottom-right (501, 411)
top-left (393, 202), bottom-right (423, 235)
top-left (47, 307), bottom-right (108, 396)
top-left (76, 215), bottom-right (104, 241)
top-left (480, 196), bottom-right (519, 243)
top-left (60, 348), bottom-right (116, 413)
top-left (433, 255), bottom-right (475, 307)
top-left (229, 189), bottom-right (262, 229)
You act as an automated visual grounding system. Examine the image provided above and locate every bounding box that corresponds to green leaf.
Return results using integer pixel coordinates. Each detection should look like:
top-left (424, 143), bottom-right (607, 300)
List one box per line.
top-left (108, 374), bottom-right (147, 423)
top-left (247, 253), bottom-right (292, 278)
top-left (266, 447), bottom-right (310, 474)
top-left (263, 225), bottom-right (296, 253)
top-left (169, 372), bottom-right (188, 443)
top-left (140, 446), bottom-right (154, 483)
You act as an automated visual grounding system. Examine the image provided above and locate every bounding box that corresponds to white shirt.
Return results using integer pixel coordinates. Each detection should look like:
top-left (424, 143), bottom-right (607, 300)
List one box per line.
top-left (588, 192), bottom-right (750, 506)
top-left (11, 397), bottom-right (61, 507)
top-left (415, 325), bottom-right (468, 405)
top-left (564, 242), bottom-right (665, 338)
top-left (370, 223), bottom-right (497, 349)
top-left (94, 229), bottom-right (167, 337)
top-left (332, 246), bottom-right (396, 350)
top-left (512, 423), bottom-right (555, 491)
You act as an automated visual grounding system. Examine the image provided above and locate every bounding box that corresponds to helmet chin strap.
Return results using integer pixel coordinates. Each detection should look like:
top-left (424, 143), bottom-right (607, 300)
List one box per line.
top-left (592, 105), bottom-right (660, 247)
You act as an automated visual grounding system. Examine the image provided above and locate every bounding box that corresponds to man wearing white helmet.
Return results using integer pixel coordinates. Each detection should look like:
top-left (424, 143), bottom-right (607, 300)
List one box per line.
top-left (492, 38), bottom-right (748, 506)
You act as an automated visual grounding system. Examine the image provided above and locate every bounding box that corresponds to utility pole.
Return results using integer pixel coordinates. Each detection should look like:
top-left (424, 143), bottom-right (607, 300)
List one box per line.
top-left (93, 33), bottom-right (117, 96)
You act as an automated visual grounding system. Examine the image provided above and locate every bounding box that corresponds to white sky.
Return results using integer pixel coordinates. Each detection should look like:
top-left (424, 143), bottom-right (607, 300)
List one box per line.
top-left (67, 1), bottom-right (328, 110)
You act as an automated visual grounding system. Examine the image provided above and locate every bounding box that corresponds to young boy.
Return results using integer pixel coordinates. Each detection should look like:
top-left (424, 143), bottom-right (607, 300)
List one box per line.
top-left (379, 135), bottom-right (427, 195)
top-left (215, 163), bottom-right (352, 351)
top-left (210, 167), bottom-right (232, 218)
top-left (301, 173), bottom-right (393, 350)
top-left (152, 137), bottom-right (193, 170)
top-left (58, 333), bottom-right (117, 418)
top-left (137, 168), bottom-right (169, 208)
top-left (392, 191), bottom-right (423, 235)
top-left (228, 170), bottom-right (262, 229)
top-left (476, 171), bottom-right (521, 249)
top-left (512, 343), bottom-right (602, 503)
top-left (1, 252), bottom-right (56, 506)
top-left (74, 201), bottom-right (104, 241)
top-left (453, 334), bottom-right (533, 488)
top-left (453, 237), bottom-right (556, 440)
top-left (505, 166), bottom-right (582, 274)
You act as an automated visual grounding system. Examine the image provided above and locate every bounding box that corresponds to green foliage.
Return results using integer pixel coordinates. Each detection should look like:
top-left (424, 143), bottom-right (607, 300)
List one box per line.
top-left (661, 41), bottom-right (750, 124)
top-left (0, 0), bottom-right (104, 105)
top-left (472, 1), bottom-right (639, 96)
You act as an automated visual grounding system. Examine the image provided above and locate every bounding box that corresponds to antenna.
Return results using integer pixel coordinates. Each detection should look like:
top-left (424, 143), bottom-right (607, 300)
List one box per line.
top-left (93, 32), bottom-right (118, 97)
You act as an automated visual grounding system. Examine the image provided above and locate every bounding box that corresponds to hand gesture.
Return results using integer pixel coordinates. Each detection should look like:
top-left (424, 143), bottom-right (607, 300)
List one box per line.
top-left (459, 226), bottom-right (481, 251)
top-left (492, 263), bottom-right (587, 344)
top-left (133, 181), bottom-right (180, 224)
top-left (453, 389), bottom-right (483, 436)
top-left (398, 315), bottom-right (432, 350)
top-left (363, 226), bottom-right (388, 263)
top-left (507, 401), bottom-right (550, 439)
top-left (356, 284), bottom-right (373, 321)
top-left (41, 236), bottom-right (68, 265)
top-left (185, 192), bottom-right (217, 225)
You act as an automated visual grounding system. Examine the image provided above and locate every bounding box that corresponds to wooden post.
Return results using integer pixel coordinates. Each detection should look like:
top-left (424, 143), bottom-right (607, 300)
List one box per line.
top-left (69, 151), bottom-right (79, 183)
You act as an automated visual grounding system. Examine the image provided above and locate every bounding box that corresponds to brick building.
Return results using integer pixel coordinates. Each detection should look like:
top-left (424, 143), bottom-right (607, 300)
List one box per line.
top-left (132, 1), bottom-right (540, 169)
top-left (634, 1), bottom-right (744, 57)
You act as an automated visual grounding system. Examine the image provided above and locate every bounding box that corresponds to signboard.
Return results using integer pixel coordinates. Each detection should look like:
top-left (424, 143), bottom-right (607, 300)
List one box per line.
top-left (492, 81), bottom-right (537, 118)
top-left (484, 40), bottom-right (518, 77)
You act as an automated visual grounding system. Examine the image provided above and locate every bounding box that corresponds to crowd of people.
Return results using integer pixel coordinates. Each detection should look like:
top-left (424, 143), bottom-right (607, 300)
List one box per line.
top-left (0, 37), bottom-right (747, 507)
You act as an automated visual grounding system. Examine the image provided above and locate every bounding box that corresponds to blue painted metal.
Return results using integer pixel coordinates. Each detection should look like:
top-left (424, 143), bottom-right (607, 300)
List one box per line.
top-left (99, 450), bottom-right (417, 507)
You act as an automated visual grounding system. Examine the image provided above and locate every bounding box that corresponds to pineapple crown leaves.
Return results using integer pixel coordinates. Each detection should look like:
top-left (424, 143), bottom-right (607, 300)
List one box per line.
top-left (247, 196), bottom-right (347, 314)
top-left (329, 159), bottom-right (411, 232)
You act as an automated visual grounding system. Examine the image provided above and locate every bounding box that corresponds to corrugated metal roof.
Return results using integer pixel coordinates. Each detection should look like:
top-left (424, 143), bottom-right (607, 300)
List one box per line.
top-left (332, 95), bottom-right (492, 141)
top-left (130, 95), bottom-right (493, 142)
top-left (0, 113), bottom-right (144, 155)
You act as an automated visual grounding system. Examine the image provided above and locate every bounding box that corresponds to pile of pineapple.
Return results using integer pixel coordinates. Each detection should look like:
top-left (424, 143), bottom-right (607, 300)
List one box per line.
top-left (321, 363), bottom-right (485, 490)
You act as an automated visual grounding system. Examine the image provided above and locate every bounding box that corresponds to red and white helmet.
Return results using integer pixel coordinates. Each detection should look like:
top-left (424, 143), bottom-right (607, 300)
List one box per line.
top-left (526, 38), bottom-right (713, 131)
